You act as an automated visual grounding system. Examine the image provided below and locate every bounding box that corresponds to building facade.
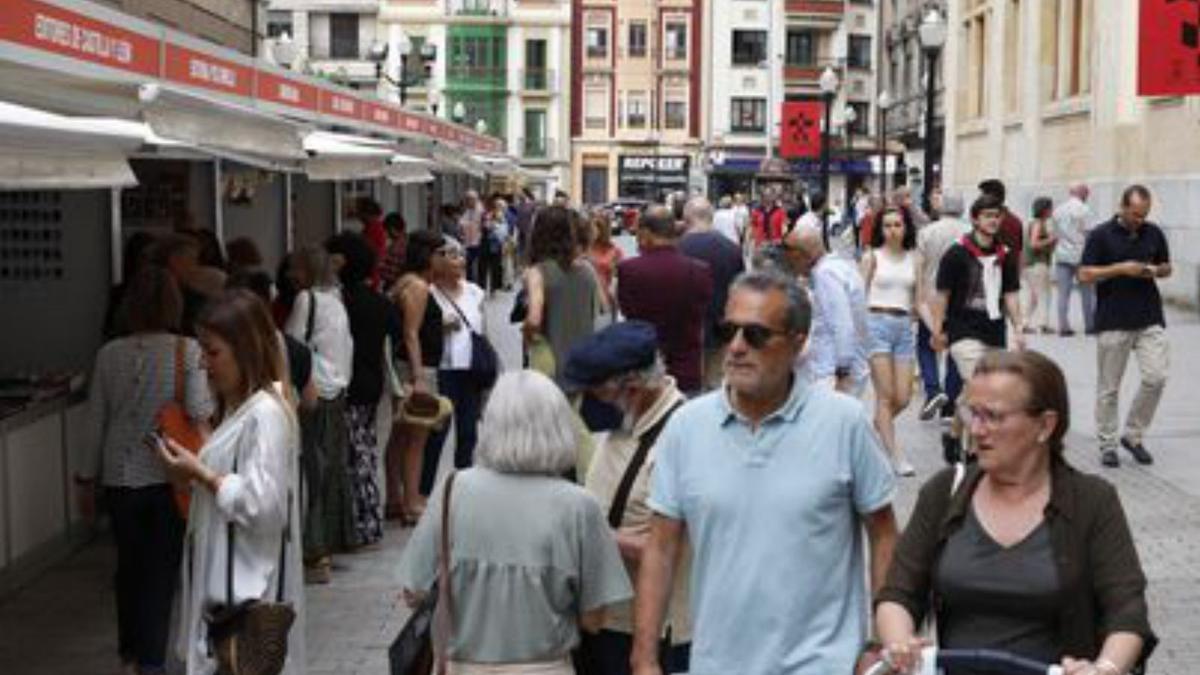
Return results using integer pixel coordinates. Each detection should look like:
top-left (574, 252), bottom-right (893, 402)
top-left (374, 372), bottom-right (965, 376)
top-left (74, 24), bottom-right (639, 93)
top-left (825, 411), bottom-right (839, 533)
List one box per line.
top-left (263, 1), bottom-right (385, 90)
top-left (570, 0), bottom-right (706, 205)
top-left (98, 0), bottom-right (261, 54)
top-left (942, 0), bottom-right (1200, 303)
top-left (381, 0), bottom-right (572, 197)
top-left (877, 0), bottom-right (945, 198)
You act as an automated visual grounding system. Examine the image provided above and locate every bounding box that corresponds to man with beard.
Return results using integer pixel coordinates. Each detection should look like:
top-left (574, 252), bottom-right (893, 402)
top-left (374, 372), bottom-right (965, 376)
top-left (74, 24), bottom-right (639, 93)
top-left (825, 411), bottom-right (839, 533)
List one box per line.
top-left (564, 320), bottom-right (692, 674)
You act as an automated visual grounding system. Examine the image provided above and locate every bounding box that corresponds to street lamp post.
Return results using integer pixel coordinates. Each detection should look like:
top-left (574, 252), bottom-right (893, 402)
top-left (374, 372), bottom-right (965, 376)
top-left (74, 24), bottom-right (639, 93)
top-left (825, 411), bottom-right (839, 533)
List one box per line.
top-left (877, 90), bottom-right (891, 196)
top-left (452, 101), bottom-right (467, 124)
top-left (843, 104), bottom-right (857, 227)
top-left (818, 65), bottom-right (840, 250)
top-left (369, 32), bottom-right (436, 107)
top-left (918, 9), bottom-right (947, 215)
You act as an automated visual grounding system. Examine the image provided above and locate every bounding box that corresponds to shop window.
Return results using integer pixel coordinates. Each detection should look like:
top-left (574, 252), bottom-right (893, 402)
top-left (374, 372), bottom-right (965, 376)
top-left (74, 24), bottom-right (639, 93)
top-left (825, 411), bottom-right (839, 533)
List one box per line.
top-left (628, 22), bottom-right (648, 58)
top-left (732, 30), bottom-right (767, 66)
top-left (329, 13), bottom-right (360, 60)
top-left (848, 35), bottom-right (872, 69)
top-left (786, 30), bottom-right (816, 67)
top-left (665, 101), bottom-right (687, 130)
top-left (587, 26), bottom-right (609, 59)
top-left (665, 22), bottom-right (688, 61)
top-left (730, 97), bottom-right (766, 133)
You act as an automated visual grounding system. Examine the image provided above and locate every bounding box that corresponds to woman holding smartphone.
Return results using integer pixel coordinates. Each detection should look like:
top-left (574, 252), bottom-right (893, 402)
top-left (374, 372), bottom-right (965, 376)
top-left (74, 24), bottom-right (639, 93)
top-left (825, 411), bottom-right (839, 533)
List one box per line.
top-left (155, 290), bottom-right (305, 675)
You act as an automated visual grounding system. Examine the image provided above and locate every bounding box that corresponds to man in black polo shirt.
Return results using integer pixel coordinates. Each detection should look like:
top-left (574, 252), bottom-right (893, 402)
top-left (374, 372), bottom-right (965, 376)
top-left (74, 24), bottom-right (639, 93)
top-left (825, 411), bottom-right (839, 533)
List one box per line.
top-left (1079, 184), bottom-right (1171, 467)
top-left (930, 194), bottom-right (1025, 462)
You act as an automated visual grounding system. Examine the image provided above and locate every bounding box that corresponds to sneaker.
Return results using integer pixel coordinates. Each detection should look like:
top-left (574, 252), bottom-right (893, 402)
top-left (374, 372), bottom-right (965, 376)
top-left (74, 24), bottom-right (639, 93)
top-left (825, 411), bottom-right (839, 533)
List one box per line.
top-left (893, 458), bottom-right (916, 477)
top-left (1120, 437), bottom-right (1154, 465)
top-left (1101, 449), bottom-right (1120, 468)
top-left (920, 392), bottom-right (950, 421)
top-left (1059, 328), bottom-right (1076, 337)
top-left (942, 433), bottom-right (962, 465)
top-left (304, 556), bottom-right (333, 585)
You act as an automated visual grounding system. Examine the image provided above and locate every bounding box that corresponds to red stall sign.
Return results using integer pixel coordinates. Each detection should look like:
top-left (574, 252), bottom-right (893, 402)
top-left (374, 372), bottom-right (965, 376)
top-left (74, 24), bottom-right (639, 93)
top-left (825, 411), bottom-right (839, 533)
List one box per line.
top-left (1138, 0), bottom-right (1200, 96)
top-left (164, 43), bottom-right (253, 97)
top-left (780, 101), bottom-right (823, 159)
top-left (257, 70), bottom-right (319, 113)
top-left (0, 0), bottom-right (159, 77)
top-left (322, 90), bottom-right (361, 120)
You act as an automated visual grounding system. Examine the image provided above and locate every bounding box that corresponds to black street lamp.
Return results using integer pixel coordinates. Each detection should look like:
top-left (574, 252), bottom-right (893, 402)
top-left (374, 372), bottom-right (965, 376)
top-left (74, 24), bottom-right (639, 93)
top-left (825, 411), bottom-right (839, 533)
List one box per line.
top-left (843, 103), bottom-right (857, 223)
top-left (918, 9), bottom-right (947, 215)
top-left (818, 65), bottom-right (839, 250)
top-left (877, 89), bottom-right (891, 196)
top-left (368, 33), bottom-right (436, 106)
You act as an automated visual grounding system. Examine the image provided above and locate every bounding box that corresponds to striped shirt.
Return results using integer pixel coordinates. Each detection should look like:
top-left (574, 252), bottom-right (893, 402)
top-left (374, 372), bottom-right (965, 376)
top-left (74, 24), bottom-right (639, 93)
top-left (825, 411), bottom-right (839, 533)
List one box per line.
top-left (80, 333), bottom-right (214, 488)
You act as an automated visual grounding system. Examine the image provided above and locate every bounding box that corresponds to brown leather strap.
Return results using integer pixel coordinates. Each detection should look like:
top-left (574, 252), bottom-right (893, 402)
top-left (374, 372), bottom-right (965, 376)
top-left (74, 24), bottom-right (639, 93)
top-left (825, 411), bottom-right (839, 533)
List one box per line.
top-left (173, 336), bottom-right (185, 404)
top-left (435, 471), bottom-right (457, 675)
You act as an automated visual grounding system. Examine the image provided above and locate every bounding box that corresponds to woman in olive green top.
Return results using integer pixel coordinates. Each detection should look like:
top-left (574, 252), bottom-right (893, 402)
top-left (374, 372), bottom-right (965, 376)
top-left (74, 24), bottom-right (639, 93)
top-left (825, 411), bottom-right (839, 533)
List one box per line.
top-left (1022, 197), bottom-right (1058, 335)
top-left (875, 350), bottom-right (1155, 675)
top-left (399, 370), bottom-right (631, 674)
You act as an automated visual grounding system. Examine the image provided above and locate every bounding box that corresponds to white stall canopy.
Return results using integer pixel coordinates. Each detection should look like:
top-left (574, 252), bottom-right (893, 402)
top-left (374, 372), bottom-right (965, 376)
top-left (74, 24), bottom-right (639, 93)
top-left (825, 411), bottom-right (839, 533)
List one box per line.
top-left (139, 83), bottom-right (308, 161)
top-left (0, 101), bottom-right (142, 189)
top-left (303, 131), bottom-right (395, 181)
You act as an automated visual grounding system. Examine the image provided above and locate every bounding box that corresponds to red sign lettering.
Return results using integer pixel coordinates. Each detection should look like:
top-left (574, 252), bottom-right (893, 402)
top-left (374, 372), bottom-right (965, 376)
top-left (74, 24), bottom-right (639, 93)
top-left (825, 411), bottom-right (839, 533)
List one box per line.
top-left (164, 43), bottom-right (253, 97)
top-left (256, 71), bottom-right (319, 112)
top-left (0, 0), bottom-right (159, 76)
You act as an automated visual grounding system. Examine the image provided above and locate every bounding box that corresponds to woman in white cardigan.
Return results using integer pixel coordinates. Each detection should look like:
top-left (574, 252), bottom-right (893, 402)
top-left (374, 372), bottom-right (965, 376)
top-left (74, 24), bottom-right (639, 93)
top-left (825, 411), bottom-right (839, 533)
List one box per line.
top-left (156, 290), bottom-right (305, 675)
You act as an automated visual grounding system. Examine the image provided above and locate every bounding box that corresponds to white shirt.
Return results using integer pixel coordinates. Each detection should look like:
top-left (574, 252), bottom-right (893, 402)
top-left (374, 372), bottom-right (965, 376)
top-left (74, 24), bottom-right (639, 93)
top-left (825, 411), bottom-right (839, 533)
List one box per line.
top-left (430, 281), bottom-right (486, 370)
top-left (867, 249), bottom-right (918, 312)
top-left (916, 216), bottom-right (972, 294)
top-left (713, 208), bottom-right (740, 245)
top-left (1052, 196), bottom-right (1093, 265)
top-left (284, 287), bottom-right (354, 400)
top-left (176, 389), bottom-right (305, 675)
top-left (796, 210), bottom-right (822, 233)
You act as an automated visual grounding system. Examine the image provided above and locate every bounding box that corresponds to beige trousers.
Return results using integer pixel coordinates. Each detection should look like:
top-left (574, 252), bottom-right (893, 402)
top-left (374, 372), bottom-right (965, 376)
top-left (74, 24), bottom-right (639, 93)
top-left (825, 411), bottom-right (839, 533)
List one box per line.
top-left (949, 338), bottom-right (994, 450)
top-left (1096, 326), bottom-right (1170, 451)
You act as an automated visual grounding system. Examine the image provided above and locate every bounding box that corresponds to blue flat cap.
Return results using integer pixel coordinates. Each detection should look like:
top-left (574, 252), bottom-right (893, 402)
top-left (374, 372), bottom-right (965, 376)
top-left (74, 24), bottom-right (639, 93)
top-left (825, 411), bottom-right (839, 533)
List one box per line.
top-left (562, 321), bottom-right (659, 391)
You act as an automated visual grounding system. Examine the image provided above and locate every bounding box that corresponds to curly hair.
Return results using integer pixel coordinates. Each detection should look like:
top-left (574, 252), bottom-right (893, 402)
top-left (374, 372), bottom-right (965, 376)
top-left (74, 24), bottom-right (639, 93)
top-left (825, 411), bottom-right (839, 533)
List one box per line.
top-left (529, 206), bottom-right (576, 270)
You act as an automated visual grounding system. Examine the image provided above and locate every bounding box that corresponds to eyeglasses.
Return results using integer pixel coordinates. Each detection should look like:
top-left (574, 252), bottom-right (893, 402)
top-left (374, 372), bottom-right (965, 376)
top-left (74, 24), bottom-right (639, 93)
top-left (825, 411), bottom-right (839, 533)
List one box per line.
top-left (967, 405), bottom-right (1037, 429)
top-left (715, 320), bottom-right (789, 349)
top-left (435, 247), bottom-right (463, 259)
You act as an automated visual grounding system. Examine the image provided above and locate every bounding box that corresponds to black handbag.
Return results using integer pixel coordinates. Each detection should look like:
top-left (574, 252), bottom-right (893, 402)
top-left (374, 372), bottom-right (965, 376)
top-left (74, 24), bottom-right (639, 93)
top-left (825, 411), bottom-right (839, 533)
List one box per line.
top-left (389, 471), bottom-right (457, 675)
top-left (205, 460), bottom-right (295, 675)
top-left (437, 288), bottom-right (500, 390)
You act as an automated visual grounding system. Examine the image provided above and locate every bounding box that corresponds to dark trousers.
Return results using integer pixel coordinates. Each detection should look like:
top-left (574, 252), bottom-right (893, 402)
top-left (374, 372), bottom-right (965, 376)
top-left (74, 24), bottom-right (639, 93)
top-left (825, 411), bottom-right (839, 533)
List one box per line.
top-left (917, 320), bottom-right (961, 411)
top-left (301, 395), bottom-right (353, 560)
top-left (582, 630), bottom-right (691, 675)
top-left (478, 245), bottom-right (503, 293)
top-left (466, 246), bottom-right (481, 284)
top-left (420, 369), bottom-right (484, 495)
top-left (107, 484), bottom-right (183, 670)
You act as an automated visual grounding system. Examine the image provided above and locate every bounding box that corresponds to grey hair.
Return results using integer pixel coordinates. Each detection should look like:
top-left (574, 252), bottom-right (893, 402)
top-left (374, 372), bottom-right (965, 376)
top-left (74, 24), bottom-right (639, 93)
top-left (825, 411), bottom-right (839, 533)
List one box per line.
top-left (475, 370), bottom-right (579, 475)
top-left (729, 268), bottom-right (812, 335)
top-left (718, 195), bottom-right (733, 208)
top-left (684, 196), bottom-right (714, 227)
top-left (609, 353), bottom-right (668, 387)
top-left (940, 191), bottom-right (965, 216)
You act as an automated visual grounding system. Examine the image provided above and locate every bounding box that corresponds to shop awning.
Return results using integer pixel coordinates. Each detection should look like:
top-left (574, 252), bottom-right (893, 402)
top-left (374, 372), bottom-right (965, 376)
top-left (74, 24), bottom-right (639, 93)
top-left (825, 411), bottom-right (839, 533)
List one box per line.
top-left (0, 101), bottom-right (140, 189)
top-left (139, 84), bottom-right (308, 161)
top-left (302, 131), bottom-right (396, 181)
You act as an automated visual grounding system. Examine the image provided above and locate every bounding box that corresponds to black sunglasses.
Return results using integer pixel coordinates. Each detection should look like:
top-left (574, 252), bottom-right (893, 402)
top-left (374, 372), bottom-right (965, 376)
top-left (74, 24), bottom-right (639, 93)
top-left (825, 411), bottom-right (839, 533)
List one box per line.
top-left (715, 320), bottom-right (789, 349)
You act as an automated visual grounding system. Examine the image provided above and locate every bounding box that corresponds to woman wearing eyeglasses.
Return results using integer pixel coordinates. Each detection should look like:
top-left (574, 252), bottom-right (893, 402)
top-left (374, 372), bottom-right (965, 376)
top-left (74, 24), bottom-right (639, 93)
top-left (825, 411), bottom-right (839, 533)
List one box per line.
top-left (860, 205), bottom-right (931, 477)
top-left (874, 350), bottom-right (1155, 675)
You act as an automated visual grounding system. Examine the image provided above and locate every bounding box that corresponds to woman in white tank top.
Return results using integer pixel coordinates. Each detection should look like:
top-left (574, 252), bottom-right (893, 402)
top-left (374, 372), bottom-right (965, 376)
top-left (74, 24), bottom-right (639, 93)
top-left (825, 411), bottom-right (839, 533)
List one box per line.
top-left (861, 206), bottom-right (933, 476)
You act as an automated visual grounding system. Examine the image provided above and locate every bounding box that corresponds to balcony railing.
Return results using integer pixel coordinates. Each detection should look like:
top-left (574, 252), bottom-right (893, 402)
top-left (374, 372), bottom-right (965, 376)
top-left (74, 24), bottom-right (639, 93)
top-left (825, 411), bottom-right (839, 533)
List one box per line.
top-left (882, 89), bottom-right (946, 137)
top-left (450, 0), bottom-right (507, 17)
top-left (783, 58), bottom-right (842, 83)
top-left (520, 68), bottom-right (557, 92)
top-left (785, 0), bottom-right (845, 15)
top-left (446, 65), bottom-right (507, 85)
top-left (519, 137), bottom-right (557, 159)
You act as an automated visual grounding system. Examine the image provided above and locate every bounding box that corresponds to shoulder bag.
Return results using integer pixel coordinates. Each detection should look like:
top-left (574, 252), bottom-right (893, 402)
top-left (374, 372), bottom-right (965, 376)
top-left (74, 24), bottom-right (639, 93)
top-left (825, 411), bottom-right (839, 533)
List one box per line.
top-left (436, 287), bottom-right (499, 391)
top-left (389, 471), bottom-right (457, 675)
top-left (205, 449), bottom-right (296, 675)
top-left (160, 337), bottom-right (205, 518)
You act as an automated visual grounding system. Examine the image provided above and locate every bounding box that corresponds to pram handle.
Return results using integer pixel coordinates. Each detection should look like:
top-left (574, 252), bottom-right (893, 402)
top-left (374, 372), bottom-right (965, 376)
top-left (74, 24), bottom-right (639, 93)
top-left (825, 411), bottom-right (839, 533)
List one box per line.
top-left (864, 646), bottom-right (1065, 675)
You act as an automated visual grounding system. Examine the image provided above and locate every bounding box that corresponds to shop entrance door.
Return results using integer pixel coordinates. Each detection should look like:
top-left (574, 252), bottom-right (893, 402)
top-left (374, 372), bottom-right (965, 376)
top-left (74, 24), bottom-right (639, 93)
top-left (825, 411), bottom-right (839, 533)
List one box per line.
top-left (582, 167), bottom-right (608, 205)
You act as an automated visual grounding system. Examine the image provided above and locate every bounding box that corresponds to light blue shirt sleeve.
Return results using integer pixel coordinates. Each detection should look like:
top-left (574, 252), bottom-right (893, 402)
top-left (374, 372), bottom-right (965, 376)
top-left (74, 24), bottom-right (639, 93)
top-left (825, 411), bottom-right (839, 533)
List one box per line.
top-left (847, 409), bottom-right (896, 514)
top-left (814, 268), bottom-right (858, 370)
top-left (647, 416), bottom-right (684, 520)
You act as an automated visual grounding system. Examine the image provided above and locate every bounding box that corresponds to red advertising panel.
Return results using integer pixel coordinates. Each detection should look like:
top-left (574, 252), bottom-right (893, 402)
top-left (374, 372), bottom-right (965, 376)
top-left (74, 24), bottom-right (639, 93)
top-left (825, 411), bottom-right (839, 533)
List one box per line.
top-left (780, 101), bottom-right (823, 159)
top-left (257, 71), bottom-right (319, 113)
top-left (1138, 0), bottom-right (1200, 96)
top-left (321, 90), bottom-right (361, 121)
top-left (0, 0), bottom-right (159, 77)
top-left (164, 43), bottom-right (253, 97)
top-left (364, 102), bottom-right (395, 128)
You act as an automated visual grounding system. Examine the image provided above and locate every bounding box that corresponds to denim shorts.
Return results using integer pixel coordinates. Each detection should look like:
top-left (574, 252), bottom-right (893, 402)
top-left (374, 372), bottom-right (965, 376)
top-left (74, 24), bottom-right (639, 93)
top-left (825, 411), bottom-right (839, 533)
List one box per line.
top-left (867, 312), bottom-right (916, 360)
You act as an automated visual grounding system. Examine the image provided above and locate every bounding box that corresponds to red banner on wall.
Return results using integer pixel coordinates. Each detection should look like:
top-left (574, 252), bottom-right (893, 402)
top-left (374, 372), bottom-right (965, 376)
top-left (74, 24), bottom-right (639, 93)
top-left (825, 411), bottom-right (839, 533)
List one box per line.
top-left (780, 101), bottom-right (823, 159)
top-left (1138, 0), bottom-right (1200, 96)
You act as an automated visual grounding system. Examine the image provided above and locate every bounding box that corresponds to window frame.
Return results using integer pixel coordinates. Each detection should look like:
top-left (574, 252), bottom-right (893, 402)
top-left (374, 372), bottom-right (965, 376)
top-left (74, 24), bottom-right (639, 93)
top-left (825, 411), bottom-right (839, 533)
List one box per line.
top-left (730, 97), bottom-right (767, 133)
top-left (329, 13), bottom-right (360, 60)
top-left (732, 30), bottom-right (768, 66)
top-left (628, 21), bottom-right (648, 58)
top-left (785, 30), bottom-right (816, 67)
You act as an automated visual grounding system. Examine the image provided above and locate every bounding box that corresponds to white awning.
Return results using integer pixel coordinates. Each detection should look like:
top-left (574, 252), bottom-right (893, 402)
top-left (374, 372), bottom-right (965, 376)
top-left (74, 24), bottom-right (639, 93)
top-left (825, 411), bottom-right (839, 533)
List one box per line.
top-left (303, 130), bottom-right (395, 181)
top-left (385, 168), bottom-right (435, 185)
top-left (0, 101), bottom-right (141, 189)
top-left (139, 83), bottom-right (308, 160)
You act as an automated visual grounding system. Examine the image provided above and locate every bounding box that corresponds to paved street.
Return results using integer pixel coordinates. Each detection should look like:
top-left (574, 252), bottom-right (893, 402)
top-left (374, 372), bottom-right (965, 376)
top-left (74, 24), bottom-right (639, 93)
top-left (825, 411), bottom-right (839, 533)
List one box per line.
top-left (1, 292), bottom-right (1198, 674)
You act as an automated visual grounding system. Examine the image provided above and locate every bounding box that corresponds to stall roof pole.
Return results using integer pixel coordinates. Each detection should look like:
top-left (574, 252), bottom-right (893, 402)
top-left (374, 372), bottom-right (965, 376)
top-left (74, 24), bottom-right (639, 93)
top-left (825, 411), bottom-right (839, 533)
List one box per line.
top-left (285, 173), bottom-right (295, 254)
top-left (213, 159), bottom-right (226, 253)
top-left (111, 187), bottom-right (123, 285)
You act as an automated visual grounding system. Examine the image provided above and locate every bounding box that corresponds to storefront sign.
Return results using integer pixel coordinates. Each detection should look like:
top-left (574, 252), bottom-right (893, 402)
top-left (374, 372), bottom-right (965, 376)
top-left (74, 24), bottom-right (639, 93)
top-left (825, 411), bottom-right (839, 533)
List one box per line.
top-left (1138, 0), bottom-right (1200, 96)
top-left (164, 43), bottom-right (253, 97)
top-left (780, 101), bottom-right (823, 159)
top-left (0, 0), bottom-right (159, 76)
top-left (364, 102), bottom-right (395, 128)
top-left (619, 155), bottom-right (690, 176)
top-left (256, 70), bottom-right (319, 112)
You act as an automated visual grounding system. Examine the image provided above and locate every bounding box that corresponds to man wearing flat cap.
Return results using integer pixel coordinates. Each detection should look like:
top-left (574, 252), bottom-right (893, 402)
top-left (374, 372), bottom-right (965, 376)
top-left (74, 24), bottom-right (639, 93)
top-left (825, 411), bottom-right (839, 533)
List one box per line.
top-left (564, 321), bottom-right (693, 675)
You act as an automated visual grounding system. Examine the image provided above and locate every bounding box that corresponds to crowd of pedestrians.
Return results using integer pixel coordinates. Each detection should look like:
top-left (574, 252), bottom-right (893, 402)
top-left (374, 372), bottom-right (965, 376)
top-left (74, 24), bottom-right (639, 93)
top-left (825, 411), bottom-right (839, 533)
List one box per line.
top-left (74, 175), bottom-right (1172, 675)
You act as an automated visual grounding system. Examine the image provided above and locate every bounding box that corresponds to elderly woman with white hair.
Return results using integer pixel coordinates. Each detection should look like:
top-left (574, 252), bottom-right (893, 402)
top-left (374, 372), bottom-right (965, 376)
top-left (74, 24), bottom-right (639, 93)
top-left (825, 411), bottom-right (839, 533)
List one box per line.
top-left (399, 370), bottom-right (632, 675)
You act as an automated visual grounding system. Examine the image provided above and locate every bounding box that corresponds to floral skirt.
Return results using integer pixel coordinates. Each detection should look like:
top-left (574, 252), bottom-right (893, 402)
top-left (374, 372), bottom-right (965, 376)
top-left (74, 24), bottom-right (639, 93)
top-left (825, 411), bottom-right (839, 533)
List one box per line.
top-left (345, 403), bottom-right (383, 547)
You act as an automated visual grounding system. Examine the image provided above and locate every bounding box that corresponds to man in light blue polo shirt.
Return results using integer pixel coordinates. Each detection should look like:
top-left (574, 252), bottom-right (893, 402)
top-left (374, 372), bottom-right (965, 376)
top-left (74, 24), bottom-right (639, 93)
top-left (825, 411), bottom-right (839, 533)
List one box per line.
top-left (631, 269), bottom-right (898, 675)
